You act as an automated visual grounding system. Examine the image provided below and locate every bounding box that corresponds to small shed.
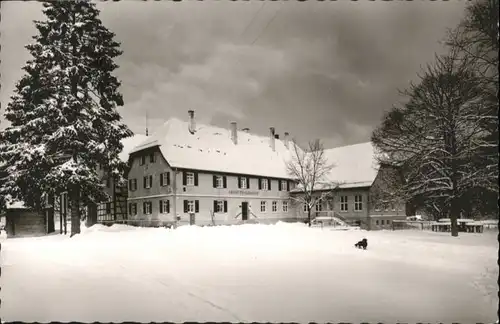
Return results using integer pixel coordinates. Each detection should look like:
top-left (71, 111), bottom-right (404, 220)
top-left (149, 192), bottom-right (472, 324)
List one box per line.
top-left (4, 200), bottom-right (49, 238)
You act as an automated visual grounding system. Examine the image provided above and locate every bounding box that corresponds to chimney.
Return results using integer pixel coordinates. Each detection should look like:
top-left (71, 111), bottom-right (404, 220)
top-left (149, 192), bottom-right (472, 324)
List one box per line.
top-left (284, 132), bottom-right (289, 149)
top-left (274, 134), bottom-right (280, 139)
top-left (269, 127), bottom-right (275, 151)
top-left (242, 127), bottom-right (250, 133)
top-left (230, 121), bottom-right (238, 145)
top-left (188, 110), bottom-right (196, 134)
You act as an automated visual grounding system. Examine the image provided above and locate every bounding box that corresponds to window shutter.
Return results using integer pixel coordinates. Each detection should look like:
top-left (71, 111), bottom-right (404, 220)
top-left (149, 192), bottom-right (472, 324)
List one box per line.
top-left (167, 172), bottom-right (171, 185)
top-left (258, 178), bottom-right (262, 190)
top-left (195, 200), bottom-right (199, 213)
top-left (246, 177), bottom-right (250, 189)
top-left (128, 203), bottom-right (131, 215)
top-left (149, 175), bottom-right (153, 187)
top-left (213, 200), bottom-right (217, 213)
top-left (223, 176), bottom-right (227, 188)
top-left (160, 173), bottom-right (164, 186)
top-left (224, 201), bottom-right (228, 213)
top-left (149, 202), bottom-right (152, 214)
top-left (238, 177), bottom-right (241, 189)
top-left (183, 200), bottom-right (188, 213)
top-left (268, 179), bottom-right (272, 190)
top-left (159, 200), bottom-right (163, 214)
top-left (194, 172), bottom-right (199, 186)
top-left (278, 180), bottom-right (282, 191)
top-left (166, 200), bottom-right (170, 213)
top-left (213, 175), bottom-right (217, 188)
top-left (143, 176), bottom-right (147, 188)
top-left (287, 181), bottom-right (290, 191)
top-left (143, 202), bottom-right (146, 214)
top-left (183, 172), bottom-right (187, 186)
top-left (128, 179), bottom-right (132, 190)
top-left (134, 179), bottom-right (137, 191)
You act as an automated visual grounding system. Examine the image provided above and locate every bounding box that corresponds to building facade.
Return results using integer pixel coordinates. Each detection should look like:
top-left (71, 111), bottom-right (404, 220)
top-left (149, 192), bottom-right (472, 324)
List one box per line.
top-left (127, 147), bottom-right (297, 226)
top-left (124, 111), bottom-right (407, 229)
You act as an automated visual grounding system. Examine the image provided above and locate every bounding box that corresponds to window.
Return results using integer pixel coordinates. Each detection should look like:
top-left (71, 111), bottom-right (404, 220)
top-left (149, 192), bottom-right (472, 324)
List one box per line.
top-left (186, 172), bottom-right (195, 186)
top-left (279, 180), bottom-right (288, 191)
top-left (381, 219), bottom-right (385, 225)
top-left (354, 195), bottom-right (363, 211)
top-left (340, 196), bottom-right (348, 212)
top-left (128, 179), bottom-right (137, 191)
top-left (143, 201), bottom-right (152, 215)
top-left (106, 202), bottom-right (111, 214)
top-left (183, 200), bottom-right (199, 213)
top-left (140, 156), bottom-right (146, 165)
top-left (215, 175), bottom-right (223, 188)
top-left (214, 200), bottom-right (227, 213)
top-left (160, 172), bottom-right (170, 187)
top-left (187, 200), bottom-right (194, 213)
top-left (239, 177), bottom-right (248, 189)
top-left (149, 152), bottom-right (155, 163)
top-left (282, 201), bottom-right (288, 212)
top-left (183, 171), bottom-right (198, 187)
top-left (159, 200), bottom-right (170, 214)
top-left (129, 203), bottom-right (137, 216)
top-left (376, 220), bottom-right (379, 225)
top-left (327, 199), bottom-right (334, 211)
top-left (315, 202), bottom-right (322, 212)
top-left (303, 203), bottom-right (308, 212)
top-left (384, 203), bottom-right (389, 211)
top-left (375, 204), bottom-right (381, 212)
top-left (260, 178), bottom-right (269, 190)
top-left (391, 203), bottom-right (396, 211)
top-left (260, 201), bottom-right (267, 212)
top-left (272, 201), bottom-right (278, 212)
top-left (143, 175), bottom-right (153, 189)
top-left (387, 219), bottom-right (391, 225)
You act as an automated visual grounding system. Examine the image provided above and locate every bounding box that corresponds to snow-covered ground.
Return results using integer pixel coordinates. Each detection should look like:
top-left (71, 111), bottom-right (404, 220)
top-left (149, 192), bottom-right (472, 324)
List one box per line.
top-left (1, 222), bottom-right (498, 323)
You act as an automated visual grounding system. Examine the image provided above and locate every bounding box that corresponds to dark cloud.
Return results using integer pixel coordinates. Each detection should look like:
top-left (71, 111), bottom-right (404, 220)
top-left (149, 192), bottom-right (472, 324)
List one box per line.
top-left (1, 1), bottom-right (468, 148)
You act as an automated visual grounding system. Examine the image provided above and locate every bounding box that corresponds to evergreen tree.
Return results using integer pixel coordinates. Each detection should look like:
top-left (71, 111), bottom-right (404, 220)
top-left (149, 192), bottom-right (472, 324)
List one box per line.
top-left (0, 0), bottom-right (133, 236)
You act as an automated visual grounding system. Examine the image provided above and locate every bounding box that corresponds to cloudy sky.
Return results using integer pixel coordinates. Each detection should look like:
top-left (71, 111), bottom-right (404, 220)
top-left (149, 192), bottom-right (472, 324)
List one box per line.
top-left (1, 0), bottom-right (468, 148)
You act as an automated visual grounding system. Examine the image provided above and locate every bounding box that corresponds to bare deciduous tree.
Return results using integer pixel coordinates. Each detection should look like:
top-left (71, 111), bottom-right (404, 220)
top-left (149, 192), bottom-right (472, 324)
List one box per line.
top-left (286, 139), bottom-right (337, 227)
top-left (372, 47), bottom-right (494, 237)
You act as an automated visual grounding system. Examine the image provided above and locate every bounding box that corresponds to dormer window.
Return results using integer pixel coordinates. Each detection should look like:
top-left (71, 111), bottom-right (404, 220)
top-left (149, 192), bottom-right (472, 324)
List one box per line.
top-left (149, 152), bottom-right (155, 163)
top-left (140, 156), bottom-right (146, 166)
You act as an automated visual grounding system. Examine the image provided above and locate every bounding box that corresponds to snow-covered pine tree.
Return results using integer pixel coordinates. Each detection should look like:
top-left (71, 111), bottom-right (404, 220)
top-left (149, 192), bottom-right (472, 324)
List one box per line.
top-left (0, 0), bottom-right (133, 236)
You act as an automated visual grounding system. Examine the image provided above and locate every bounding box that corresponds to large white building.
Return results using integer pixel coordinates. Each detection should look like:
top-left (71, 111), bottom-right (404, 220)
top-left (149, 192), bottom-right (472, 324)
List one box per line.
top-left (124, 110), bottom-right (407, 229)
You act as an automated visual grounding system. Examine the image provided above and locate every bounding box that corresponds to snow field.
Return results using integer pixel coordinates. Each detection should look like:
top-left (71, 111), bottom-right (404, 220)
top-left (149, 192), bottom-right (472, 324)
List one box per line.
top-left (1, 222), bottom-right (498, 323)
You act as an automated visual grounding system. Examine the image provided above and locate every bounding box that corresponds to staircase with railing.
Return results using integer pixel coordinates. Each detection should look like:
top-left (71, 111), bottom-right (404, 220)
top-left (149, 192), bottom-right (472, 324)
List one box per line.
top-left (311, 211), bottom-right (358, 228)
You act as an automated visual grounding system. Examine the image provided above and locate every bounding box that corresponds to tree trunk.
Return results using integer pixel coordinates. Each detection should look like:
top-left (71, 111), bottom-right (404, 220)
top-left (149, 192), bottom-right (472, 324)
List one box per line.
top-left (86, 202), bottom-right (98, 227)
top-left (70, 187), bottom-right (81, 237)
top-left (450, 200), bottom-right (459, 237)
top-left (307, 209), bottom-right (311, 227)
top-left (47, 193), bottom-right (55, 233)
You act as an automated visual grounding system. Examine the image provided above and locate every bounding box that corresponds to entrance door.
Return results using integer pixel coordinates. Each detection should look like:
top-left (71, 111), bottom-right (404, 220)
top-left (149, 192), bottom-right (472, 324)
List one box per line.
top-left (241, 202), bottom-right (249, 221)
top-left (189, 213), bottom-right (196, 225)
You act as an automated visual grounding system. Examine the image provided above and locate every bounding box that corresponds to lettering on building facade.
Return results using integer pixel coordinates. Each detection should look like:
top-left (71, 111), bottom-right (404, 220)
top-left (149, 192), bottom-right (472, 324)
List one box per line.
top-left (228, 190), bottom-right (259, 196)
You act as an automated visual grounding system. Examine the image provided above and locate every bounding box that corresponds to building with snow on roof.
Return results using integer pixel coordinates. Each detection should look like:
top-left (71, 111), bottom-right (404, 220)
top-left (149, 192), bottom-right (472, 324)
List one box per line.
top-left (126, 110), bottom-right (298, 227)
top-left (291, 142), bottom-right (407, 229)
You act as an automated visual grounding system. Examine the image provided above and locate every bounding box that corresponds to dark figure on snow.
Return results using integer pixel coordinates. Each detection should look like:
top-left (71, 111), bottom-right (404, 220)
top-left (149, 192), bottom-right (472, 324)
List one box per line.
top-left (354, 238), bottom-right (368, 250)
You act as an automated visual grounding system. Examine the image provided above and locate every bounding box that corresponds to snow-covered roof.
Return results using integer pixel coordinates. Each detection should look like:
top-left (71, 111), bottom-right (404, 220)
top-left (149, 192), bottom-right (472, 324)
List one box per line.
top-left (323, 142), bottom-right (380, 188)
top-left (129, 118), bottom-right (296, 179)
top-left (119, 134), bottom-right (149, 162)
